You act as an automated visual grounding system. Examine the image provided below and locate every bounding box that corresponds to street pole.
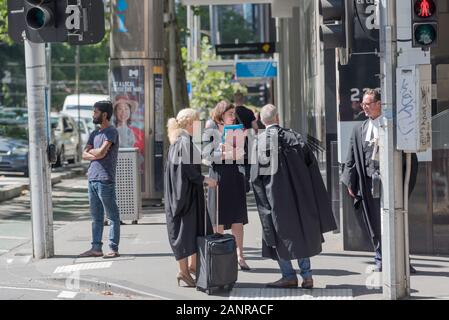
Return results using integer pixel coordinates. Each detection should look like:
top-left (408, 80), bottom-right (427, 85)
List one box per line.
top-left (76, 45), bottom-right (81, 160)
top-left (24, 37), bottom-right (54, 259)
top-left (379, 0), bottom-right (408, 300)
top-left (168, 0), bottom-right (178, 116)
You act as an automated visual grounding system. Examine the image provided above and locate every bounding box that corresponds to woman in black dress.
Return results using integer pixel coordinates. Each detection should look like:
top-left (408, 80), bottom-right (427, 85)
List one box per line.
top-left (165, 109), bottom-right (217, 287)
top-left (202, 100), bottom-right (251, 270)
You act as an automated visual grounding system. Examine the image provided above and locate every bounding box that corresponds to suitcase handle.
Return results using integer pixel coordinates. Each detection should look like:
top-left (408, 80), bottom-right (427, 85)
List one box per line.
top-left (204, 182), bottom-right (219, 237)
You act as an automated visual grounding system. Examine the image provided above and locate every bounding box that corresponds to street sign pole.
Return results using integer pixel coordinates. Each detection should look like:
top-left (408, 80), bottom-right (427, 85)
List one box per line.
top-left (24, 35), bottom-right (54, 259)
top-left (379, 0), bottom-right (408, 299)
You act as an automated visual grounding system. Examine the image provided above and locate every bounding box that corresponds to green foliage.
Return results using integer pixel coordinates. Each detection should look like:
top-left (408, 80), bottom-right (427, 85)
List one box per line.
top-left (185, 37), bottom-right (246, 120)
top-left (0, 0), bottom-right (9, 45)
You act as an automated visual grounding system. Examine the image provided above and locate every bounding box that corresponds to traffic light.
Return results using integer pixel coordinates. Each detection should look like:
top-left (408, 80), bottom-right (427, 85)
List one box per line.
top-left (412, 0), bottom-right (438, 48)
top-left (7, 0), bottom-right (105, 45)
top-left (319, 0), bottom-right (354, 65)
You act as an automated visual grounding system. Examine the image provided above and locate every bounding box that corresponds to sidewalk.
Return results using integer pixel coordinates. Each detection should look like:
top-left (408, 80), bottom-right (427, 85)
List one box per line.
top-left (1, 176), bottom-right (449, 300)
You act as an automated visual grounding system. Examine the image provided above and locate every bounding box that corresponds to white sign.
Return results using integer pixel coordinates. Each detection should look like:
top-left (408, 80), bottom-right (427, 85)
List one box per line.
top-left (396, 64), bottom-right (432, 153)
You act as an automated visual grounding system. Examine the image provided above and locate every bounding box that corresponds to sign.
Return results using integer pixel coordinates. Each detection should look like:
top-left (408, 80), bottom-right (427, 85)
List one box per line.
top-left (236, 60), bottom-right (278, 79)
top-left (396, 64), bottom-right (432, 153)
top-left (216, 42), bottom-right (276, 56)
top-left (111, 65), bottom-right (146, 192)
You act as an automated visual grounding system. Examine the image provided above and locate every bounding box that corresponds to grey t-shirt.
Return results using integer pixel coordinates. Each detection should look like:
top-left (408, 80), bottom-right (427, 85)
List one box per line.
top-left (87, 126), bottom-right (119, 182)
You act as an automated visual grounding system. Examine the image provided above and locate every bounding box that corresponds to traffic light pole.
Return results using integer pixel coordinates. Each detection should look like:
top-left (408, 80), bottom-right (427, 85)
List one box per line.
top-left (379, 0), bottom-right (409, 300)
top-left (24, 36), bottom-right (54, 259)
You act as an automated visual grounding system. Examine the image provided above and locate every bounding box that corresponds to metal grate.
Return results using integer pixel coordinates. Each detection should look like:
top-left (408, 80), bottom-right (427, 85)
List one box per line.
top-left (229, 288), bottom-right (353, 300)
top-left (116, 148), bottom-right (142, 222)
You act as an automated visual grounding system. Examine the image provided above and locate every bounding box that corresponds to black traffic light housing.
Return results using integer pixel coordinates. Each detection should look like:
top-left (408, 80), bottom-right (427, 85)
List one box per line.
top-left (7, 0), bottom-right (105, 45)
top-left (24, 0), bottom-right (67, 43)
top-left (412, 0), bottom-right (438, 48)
top-left (319, 0), bottom-right (354, 65)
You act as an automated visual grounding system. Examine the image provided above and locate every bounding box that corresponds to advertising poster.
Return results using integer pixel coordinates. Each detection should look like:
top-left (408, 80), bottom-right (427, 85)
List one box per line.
top-left (111, 65), bottom-right (146, 193)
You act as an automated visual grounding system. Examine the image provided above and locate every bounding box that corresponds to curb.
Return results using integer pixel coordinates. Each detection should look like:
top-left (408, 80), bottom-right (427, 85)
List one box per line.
top-left (48, 276), bottom-right (162, 300)
top-left (0, 184), bottom-right (26, 202)
top-left (0, 165), bottom-right (88, 203)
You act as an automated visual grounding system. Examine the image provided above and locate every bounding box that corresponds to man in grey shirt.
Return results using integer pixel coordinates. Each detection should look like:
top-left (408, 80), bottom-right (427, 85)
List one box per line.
top-left (79, 101), bottom-right (121, 259)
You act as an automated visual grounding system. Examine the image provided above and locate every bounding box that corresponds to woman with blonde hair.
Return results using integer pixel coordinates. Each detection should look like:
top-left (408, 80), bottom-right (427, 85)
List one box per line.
top-left (165, 108), bottom-right (217, 287)
top-left (202, 100), bottom-right (251, 271)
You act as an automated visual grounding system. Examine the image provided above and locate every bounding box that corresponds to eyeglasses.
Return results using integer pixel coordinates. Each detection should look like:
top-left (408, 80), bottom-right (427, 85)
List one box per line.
top-left (361, 101), bottom-right (378, 108)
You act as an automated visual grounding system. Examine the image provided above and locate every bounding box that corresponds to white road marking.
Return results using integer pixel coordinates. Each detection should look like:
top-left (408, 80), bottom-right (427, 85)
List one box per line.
top-left (54, 262), bottom-right (113, 274)
top-left (57, 291), bottom-right (78, 299)
top-left (0, 236), bottom-right (28, 240)
top-left (0, 286), bottom-right (58, 293)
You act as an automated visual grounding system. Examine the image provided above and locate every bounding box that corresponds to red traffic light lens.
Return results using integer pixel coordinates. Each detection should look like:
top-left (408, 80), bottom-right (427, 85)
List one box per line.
top-left (414, 0), bottom-right (436, 18)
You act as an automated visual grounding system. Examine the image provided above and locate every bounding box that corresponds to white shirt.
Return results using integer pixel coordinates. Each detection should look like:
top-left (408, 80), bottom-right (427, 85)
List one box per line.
top-left (365, 117), bottom-right (381, 143)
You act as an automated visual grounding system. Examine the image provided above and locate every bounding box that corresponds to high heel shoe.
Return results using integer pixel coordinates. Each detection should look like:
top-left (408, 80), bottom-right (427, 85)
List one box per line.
top-left (188, 267), bottom-right (196, 276)
top-left (238, 259), bottom-right (251, 271)
top-left (176, 272), bottom-right (196, 287)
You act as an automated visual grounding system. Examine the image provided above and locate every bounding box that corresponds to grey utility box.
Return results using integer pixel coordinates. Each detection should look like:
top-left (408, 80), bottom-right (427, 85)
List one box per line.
top-left (116, 148), bottom-right (142, 224)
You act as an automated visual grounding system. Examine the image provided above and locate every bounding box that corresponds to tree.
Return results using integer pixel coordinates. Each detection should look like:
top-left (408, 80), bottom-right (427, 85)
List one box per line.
top-left (185, 37), bottom-right (246, 120)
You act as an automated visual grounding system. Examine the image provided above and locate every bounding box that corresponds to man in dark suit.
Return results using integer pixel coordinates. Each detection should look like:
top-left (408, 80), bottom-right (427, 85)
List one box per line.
top-left (341, 89), bottom-right (418, 272)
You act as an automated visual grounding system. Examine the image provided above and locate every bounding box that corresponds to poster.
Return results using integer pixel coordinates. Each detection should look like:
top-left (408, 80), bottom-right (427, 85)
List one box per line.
top-left (111, 65), bottom-right (146, 192)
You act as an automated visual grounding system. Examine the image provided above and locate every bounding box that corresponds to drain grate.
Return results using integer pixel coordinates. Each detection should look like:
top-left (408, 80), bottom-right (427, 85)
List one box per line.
top-left (229, 288), bottom-right (353, 300)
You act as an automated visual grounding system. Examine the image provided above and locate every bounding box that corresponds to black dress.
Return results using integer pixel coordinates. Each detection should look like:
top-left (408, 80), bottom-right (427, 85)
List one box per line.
top-left (202, 127), bottom-right (248, 229)
top-left (164, 132), bottom-right (211, 261)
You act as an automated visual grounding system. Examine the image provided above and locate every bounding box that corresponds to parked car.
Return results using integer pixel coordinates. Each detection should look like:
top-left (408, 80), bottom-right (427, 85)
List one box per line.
top-left (0, 120), bottom-right (29, 176)
top-left (62, 94), bottom-right (109, 119)
top-left (50, 113), bottom-right (81, 167)
top-left (61, 112), bottom-right (96, 148)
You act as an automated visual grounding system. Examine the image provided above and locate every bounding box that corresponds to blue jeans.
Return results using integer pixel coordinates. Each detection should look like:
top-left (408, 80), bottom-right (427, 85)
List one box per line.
top-left (88, 181), bottom-right (120, 252)
top-left (278, 258), bottom-right (312, 281)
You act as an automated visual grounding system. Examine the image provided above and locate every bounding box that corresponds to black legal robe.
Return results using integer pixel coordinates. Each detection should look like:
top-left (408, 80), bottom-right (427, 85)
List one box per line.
top-left (251, 125), bottom-right (337, 261)
top-left (164, 132), bottom-right (210, 261)
top-left (341, 121), bottom-right (418, 247)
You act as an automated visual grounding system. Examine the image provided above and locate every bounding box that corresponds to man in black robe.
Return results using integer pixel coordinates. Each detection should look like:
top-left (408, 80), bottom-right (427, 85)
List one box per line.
top-left (251, 104), bottom-right (337, 289)
top-left (341, 89), bottom-right (418, 272)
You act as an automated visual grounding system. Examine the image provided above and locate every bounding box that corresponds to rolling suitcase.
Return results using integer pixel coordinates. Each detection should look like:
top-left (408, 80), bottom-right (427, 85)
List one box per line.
top-left (196, 185), bottom-right (238, 295)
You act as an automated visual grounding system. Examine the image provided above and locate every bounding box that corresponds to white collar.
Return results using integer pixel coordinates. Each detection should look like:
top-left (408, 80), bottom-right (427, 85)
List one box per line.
top-left (266, 124), bottom-right (278, 129)
top-left (365, 117), bottom-right (381, 142)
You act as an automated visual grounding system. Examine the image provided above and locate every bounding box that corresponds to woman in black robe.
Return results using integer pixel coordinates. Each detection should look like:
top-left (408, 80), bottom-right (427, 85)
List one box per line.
top-left (202, 100), bottom-right (251, 271)
top-left (165, 109), bottom-right (217, 287)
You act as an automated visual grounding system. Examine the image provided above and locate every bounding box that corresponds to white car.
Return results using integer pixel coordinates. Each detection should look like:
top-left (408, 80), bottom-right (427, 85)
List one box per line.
top-left (62, 94), bottom-right (109, 119)
top-left (50, 113), bottom-right (81, 167)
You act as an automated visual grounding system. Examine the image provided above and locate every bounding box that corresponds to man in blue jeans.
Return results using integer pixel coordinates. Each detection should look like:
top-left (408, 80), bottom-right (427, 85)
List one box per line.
top-left (251, 105), bottom-right (338, 289)
top-left (79, 100), bottom-right (121, 259)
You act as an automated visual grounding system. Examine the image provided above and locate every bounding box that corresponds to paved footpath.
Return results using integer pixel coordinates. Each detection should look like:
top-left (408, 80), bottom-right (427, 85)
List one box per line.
top-left (1, 176), bottom-right (449, 300)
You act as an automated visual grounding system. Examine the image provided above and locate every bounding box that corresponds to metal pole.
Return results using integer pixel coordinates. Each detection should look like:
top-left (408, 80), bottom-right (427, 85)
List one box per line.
top-left (24, 37), bottom-right (54, 259)
top-left (76, 45), bottom-right (81, 160)
top-left (168, 0), bottom-right (178, 115)
top-left (379, 0), bottom-right (408, 300)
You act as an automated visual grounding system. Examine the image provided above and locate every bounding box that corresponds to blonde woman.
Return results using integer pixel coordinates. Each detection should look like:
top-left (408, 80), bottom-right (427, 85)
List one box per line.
top-left (164, 109), bottom-right (217, 287)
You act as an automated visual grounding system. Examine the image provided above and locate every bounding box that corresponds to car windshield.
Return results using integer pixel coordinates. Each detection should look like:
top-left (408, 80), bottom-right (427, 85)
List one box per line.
top-left (0, 122), bottom-right (28, 141)
top-left (65, 105), bottom-right (93, 111)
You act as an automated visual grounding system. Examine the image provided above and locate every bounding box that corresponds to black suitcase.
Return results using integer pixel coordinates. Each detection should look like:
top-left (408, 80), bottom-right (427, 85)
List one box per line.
top-left (196, 185), bottom-right (238, 295)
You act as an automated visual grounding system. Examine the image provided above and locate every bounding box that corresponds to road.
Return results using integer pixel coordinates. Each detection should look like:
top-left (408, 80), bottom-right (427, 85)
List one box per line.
top-left (0, 177), bottom-right (91, 257)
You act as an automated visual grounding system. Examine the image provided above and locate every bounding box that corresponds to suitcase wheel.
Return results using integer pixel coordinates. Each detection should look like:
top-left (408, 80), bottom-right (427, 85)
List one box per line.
top-left (224, 284), bottom-right (234, 292)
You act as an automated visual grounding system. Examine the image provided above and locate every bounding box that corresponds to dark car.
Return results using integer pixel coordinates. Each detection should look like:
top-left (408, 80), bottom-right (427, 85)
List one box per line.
top-left (0, 120), bottom-right (29, 176)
